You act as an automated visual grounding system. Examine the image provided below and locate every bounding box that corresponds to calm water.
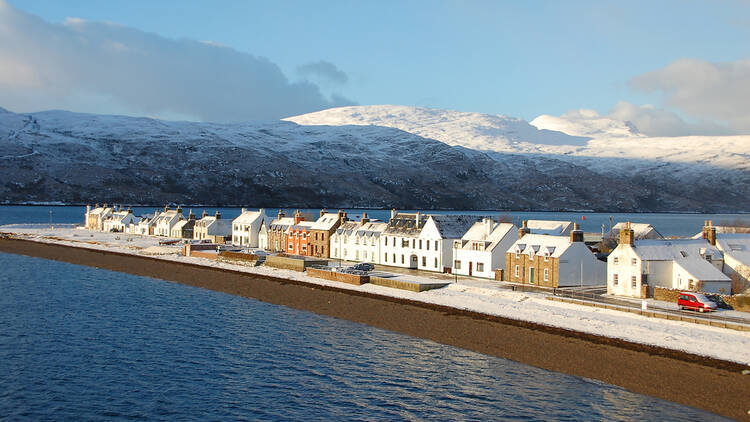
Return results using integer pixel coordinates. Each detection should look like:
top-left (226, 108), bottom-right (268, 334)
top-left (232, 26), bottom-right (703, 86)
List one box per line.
top-left (0, 252), bottom-right (728, 420)
top-left (3, 205), bottom-right (750, 237)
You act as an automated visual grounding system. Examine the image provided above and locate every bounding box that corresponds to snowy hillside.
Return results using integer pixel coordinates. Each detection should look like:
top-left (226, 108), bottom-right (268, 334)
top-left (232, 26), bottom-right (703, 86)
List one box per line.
top-left (285, 105), bottom-right (750, 178)
top-left (1, 106), bottom-right (749, 211)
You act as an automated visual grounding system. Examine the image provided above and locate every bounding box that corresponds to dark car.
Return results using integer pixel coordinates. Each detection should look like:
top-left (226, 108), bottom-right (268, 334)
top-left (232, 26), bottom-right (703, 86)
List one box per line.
top-left (353, 263), bottom-right (375, 272)
top-left (705, 294), bottom-right (732, 310)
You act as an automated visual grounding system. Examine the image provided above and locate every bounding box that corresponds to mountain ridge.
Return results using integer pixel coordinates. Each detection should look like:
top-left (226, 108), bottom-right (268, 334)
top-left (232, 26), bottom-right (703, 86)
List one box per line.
top-left (1, 106), bottom-right (749, 212)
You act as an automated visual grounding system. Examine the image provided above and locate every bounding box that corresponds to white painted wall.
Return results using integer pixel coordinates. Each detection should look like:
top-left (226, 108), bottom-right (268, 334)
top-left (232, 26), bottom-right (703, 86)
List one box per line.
top-left (557, 242), bottom-right (606, 287)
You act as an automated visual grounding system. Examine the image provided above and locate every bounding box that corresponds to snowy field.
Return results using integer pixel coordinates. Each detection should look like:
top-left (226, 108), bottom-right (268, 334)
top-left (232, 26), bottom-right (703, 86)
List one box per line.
top-left (3, 224), bottom-right (750, 365)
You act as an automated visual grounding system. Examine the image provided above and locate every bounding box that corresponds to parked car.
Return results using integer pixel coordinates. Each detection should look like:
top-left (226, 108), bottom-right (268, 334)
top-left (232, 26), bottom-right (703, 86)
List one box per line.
top-left (704, 294), bottom-right (732, 310)
top-left (677, 292), bottom-right (717, 313)
top-left (353, 263), bottom-right (375, 272)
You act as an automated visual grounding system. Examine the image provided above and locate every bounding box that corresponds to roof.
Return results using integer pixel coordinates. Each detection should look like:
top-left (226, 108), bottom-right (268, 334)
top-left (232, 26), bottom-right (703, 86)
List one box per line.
top-left (509, 234), bottom-right (573, 258)
top-left (88, 206), bottom-right (113, 216)
top-left (460, 221), bottom-right (516, 252)
top-left (269, 217), bottom-right (296, 231)
top-left (355, 221), bottom-right (388, 238)
top-left (428, 215), bottom-right (482, 239)
top-left (288, 221), bottom-right (315, 232)
top-left (716, 233), bottom-right (750, 267)
top-left (526, 220), bottom-right (572, 236)
top-left (310, 213), bottom-right (342, 231)
top-left (233, 210), bottom-right (265, 225)
top-left (631, 238), bottom-right (722, 262)
top-left (383, 213), bottom-right (428, 236)
top-left (673, 258), bottom-right (730, 282)
top-left (156, 209), bottom-right (183, 224)
top-left (172, 220), bottom-right (188, 231)
top-left (607, 222), bottom-right (663, 239)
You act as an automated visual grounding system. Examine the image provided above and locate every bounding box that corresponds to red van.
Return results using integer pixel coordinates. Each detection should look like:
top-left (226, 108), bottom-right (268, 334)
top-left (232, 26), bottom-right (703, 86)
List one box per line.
top-left (678, 292), bottom-right (717, 313)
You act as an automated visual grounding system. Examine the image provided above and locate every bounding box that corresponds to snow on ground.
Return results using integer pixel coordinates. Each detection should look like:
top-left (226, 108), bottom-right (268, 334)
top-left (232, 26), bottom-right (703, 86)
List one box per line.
top-left (3, 225), bottom-right (750, 365)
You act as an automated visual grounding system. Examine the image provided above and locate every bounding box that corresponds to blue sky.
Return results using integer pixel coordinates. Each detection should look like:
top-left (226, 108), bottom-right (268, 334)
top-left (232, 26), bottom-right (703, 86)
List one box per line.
top-left (2, 0), bottom-right (749, 133)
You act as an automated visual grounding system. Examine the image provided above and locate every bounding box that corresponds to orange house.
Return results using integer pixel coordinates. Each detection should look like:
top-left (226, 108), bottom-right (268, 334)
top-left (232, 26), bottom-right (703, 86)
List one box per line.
top-left (285, 214), bottom-right (314, 256)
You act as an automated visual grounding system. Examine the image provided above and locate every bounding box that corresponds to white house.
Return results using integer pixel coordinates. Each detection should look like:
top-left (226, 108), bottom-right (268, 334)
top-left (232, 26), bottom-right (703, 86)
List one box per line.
top-left (380, 211), bottom-right (429, 269)
top-left (129, 211), bottom-right (159, 235)
top-left (607, 222), bottom-right (730, 298)
top-left (102, 208), bottom-right (138, 232)
top-left (506, 225), bottom-right (606, 287)
top-left (154, 206), bottom-right (184, 237)
top-left (331, 219), bottom-right (387, 264)
top-left (380, 211), bottom-right (479, 272)
top-left (232, 208), bottom-right (267, 248)
top-left (85, 204), bottom-right (113, 231)
top-left (453, 219), bottom-right (517, 279)
top-left (194, 210), bottom-right (232, 242)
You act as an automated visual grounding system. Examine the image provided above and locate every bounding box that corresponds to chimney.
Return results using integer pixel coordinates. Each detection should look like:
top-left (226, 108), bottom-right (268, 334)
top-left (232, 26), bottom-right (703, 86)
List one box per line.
top-left (485, 217), bottom-right (493, 237)
top-left (320, 208), bottom-right (327, 218)
top-left (361, 212), bottom-right (370, 225)
top-left (619, 221), bottom-right (634, 246)
top-left (215, 211), bottom-right (221, 219)
top-left (241, 207), bottom-right (246, 214)
top-left (176, 205), bottom-right (182, 214)
top-left (202, 210), bottom-right (208, 219)
top-left (294, 209), bottom-right (303, 225)
top-left (416, 211), bottom-right (421, 226)
top-left (95, 203), bottom-right (100, 208)
top-left (278, 209), bottom-right (284, 220)
top-left (391, 208), bottom-right (397, 219)
top-left (164, 205), bottom-right (169, 212)
top-left (127, 207), bottom-right (133, 214)
top-left (103, 203), bottom-right (108, 209)
top-left (570, 222), bottom-right (584, 243)
top-left (188, 209), bottom-right (195, 220)
top-left (518, 220), bottom-right (530, 239)
top-left (703, 220), bottom-right (716, 246)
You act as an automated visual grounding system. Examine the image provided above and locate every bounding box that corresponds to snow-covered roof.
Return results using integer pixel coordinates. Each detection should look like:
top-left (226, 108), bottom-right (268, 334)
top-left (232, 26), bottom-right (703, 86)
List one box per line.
top-left (233, 209), bottom-right (265, 225)
top-left (310, 213), bottom-right (342, 231)
top-left (716, 233), bottom-right (750, 267)
top-left (460, 220), bottom-right (516, 252)
top-left (107, 210), bottom-right (133, 223)
top-left (673, 258), bottom-right (730, 282)
top-left (509, 234), bottom-right (572, 258)
top-left (526, 220), bottom-right (573, 236)
top-left (269, 217), bottom-right (296, 231)
top-left (287, 221), bottom-right (315, 232)
top-left (383, 213), bottom-right (428, 236)
top-left (156, 209), bottom-right (183, 224)
top-left (428, 215), bottom-right (481, 239)
top-left (607, 222), bottom-right (662, 239)
top-left (356, 221), bottom-right (388, 238)
top-left (631, 238), bottom-right (722, 262)
top-left (171, 220), bottom-right (188, 231)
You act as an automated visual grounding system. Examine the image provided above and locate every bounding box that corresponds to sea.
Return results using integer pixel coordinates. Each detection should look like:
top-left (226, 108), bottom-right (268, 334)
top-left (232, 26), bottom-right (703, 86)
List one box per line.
top-left (0, 206), bottom-right (739, 420)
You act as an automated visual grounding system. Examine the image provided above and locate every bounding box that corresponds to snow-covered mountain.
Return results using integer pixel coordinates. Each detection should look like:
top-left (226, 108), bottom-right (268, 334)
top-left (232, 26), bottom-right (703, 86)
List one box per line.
top-left (285, 105), bottom-right (750, 178)
top-left (1, 106), bottom-right (749, 211)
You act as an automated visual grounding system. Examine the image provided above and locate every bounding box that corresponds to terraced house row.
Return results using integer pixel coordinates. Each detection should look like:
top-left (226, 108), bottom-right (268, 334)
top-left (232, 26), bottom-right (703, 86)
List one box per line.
top-left (84, 205), bottom-right (750, 296)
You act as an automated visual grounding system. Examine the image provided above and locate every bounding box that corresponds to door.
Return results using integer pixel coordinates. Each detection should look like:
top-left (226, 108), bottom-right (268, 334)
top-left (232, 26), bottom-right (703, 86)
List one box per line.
top-left (529, 267), bottom-right (535, 284)
top-left (409, 255), bottom-right (418, 269)
top-left (469, 262), bottom-right (473, 276)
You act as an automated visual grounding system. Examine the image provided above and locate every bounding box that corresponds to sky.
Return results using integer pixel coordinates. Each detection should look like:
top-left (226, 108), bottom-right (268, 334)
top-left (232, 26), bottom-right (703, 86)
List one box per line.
top-left (1, 0), bottom-right (749, 135)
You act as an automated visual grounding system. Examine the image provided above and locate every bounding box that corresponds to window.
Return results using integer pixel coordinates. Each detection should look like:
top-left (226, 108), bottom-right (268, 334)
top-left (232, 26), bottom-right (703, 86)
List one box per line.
top-left (426, 240), bottom-right (430, 250)
top-left (402, 239), bottom-right (409, 248)
top-left (613, 257), bottom-right (619, 264)
top-left (544, 254), bottom-right (549, 262)
top-left (288, 244), bottom-right (293, 250)
top-left (477, 263), bottom-right (484, 272)
top-left (631, 276), bottom-right (637, 288)
top-left (412, 239), bottom-right (415, 249)
top-left (393, 253), bottom-right (396, 262)
top-left (435, 258), bottom-right (438, 268)
top-left (401, 255), bottom-right (405, 264)
top-left (514, 265), bottom-right (519, 277)
top-left (384, 254), bottom-right (388, 263)
top-left (544, 268), bottom-right (549, 281)
top-left (631, 258), bottom-right (637, 266)
top-left (613, 274), bottom-right (618, 285)
top-left (355, 251), bottom-right (359, 260)
top-left (422, 256), bottom-right (426, 266)
top-left (334, 248), bottom-right (338, 256)
top-left (435, 242), bottom-right (438, 251)
top-left (364, 251), bottom-right (367, 259)
top-left (385, 237), bottom-right (388, 246)
top-left (455, 260), bottom-right (462, 269)
top-left (515, 252), bottom-right (520, 259)
top-left (419, 239), bottom-right (422, 249)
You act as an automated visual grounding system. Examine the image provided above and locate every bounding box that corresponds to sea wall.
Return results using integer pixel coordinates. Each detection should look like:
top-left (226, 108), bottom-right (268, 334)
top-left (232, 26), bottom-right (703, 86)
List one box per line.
top-left (0, 237), bottom-right (748, 420)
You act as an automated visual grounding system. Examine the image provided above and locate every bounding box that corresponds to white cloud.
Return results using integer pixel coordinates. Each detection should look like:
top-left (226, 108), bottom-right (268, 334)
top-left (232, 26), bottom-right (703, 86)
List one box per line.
top-left (630, 58), bottom-right (750, 133)
top-left (0, 1), bottom-right (354, 122)
top-left (607, 101), bottom-right (735, 137)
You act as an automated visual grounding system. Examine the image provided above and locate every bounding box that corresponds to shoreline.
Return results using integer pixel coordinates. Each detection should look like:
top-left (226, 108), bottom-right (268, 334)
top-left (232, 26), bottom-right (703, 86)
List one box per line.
top-left (1, 237), bottom-right (749, 419)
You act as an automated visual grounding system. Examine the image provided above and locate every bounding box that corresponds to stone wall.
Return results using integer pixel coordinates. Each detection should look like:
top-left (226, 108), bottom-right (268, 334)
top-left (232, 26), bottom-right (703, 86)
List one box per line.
top-left (654, 286), bottom-right (750, 312)
top-left (306, 268), bottom-right (369, 285)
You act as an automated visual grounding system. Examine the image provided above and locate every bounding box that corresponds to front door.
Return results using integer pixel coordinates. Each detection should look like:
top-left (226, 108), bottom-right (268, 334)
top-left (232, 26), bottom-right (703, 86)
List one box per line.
top-left (409, 255), bottom-right (418, 269)
top-left (469, 262), bottom-right (473, 276)
top-left (529, 267), bottom-right (535, 284)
